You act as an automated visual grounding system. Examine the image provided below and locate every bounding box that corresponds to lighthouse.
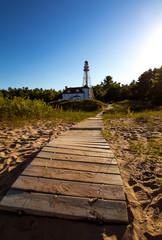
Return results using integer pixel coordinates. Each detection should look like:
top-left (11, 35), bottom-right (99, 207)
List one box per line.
top-left (62, 60), bottom-right (93, 100)
top-left (83, 60), bottom-right (90, 87)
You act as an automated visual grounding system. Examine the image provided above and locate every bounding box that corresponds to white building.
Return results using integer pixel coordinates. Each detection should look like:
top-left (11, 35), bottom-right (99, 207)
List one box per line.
top-left (62, 60), bottom-right (92, 100)
top-left (62, 85), bottom-right (90, 100)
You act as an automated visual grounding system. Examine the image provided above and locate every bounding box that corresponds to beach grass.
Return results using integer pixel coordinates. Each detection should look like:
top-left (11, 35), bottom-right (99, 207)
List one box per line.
top-left (0, 96), bottom-right (100, 127)
top-left (102, 102), bottom-right (162, 163)
top-left (103, 101), bottom-right (162, 120)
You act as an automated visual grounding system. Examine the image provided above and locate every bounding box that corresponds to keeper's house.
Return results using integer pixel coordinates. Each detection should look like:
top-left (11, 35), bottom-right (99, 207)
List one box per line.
top-left (62, 85), bottom-right (90, 100)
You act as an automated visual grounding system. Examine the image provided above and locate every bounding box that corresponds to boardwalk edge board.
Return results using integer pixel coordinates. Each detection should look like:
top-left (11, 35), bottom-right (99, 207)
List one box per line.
top-left (0, 189), bottom-right (128, 223)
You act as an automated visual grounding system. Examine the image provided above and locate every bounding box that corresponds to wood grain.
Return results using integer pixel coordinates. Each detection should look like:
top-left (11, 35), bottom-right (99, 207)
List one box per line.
top-left (37, 151), bottom-right (115, 162)
top-left (22, 165), bottom-right (122, 185)
top-left (12, 175), bottom-right (125, 200)
top-left (0, 189), bottom-right (128, 223)
top-left (30, 158), bottom-right (120, 174)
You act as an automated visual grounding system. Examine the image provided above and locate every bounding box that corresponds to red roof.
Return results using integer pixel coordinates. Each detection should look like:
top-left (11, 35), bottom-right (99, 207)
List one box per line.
top-left (63, 85), bottom-right (89, 94)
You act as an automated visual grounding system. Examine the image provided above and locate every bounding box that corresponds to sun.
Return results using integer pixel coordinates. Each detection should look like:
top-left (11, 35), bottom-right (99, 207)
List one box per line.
top-left (139, 26), bottom-right (162, 70)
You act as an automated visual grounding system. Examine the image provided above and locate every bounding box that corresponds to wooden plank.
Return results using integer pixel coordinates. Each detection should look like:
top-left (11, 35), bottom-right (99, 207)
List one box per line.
top-left (39, 148), bottom-right (114, 158)
top-left (47, 141), bottom-right (110, 147)
top-left (12, 175), bottom-right (125, 201)
top-left (44, 145), bottom-right (111, 153)
top-left (51, 141), bottom-right (108, 147)
top-left (53, 138), bottom-right (107, 142)
top-left (53, 136), bottom-right (106, 140)
top-left (0, 189), bottom-right (128, 223)
top-left (47, 143), bottom-right (110, 149)
top-left (30, 158), bottom-right (120, 174)
top-left (22, 165), bottom-right (122, 185)
top-left (36, 152), bottom-right (116, 164)
top-left (42, 146), bottom-right (112, 155)
top-left (53, 138), bottom-right (106, 143)
top-left (53, 135), bottom-right (105, 140)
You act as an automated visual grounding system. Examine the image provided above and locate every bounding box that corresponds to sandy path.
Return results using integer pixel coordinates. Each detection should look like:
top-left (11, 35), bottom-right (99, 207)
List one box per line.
top-left (103, 116), bottom-right (162, 240)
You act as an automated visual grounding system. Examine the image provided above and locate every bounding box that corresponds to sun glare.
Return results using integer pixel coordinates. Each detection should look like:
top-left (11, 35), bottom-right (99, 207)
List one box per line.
top-left (139, 27), bottom-right (162, 70)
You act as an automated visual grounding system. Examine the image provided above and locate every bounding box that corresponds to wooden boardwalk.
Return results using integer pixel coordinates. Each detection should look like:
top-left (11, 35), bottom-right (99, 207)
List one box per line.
top-left (0, 114), bottom-right (128, 223)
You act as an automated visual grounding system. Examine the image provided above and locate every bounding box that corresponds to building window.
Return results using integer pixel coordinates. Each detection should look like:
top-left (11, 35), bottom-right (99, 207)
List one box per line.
top-left (67, 90), bottom-right (70, 93)
top-left (76, 89), bottom-right (79, 92)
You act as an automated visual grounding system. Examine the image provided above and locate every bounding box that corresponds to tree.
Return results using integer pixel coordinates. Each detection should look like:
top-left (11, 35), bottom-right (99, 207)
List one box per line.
top-left (101, 76), bottom-right (113, 90)
top-left (136, 69), bottom-right (154, 100)
top-left (150, 67), bottom-right (162, 105)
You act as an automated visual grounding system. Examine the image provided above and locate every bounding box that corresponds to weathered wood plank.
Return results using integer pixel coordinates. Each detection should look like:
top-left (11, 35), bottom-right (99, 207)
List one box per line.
top-left (53, 136), bottom-right (105, 141)
top-left (42, 146), bottom-right (113, 157)
top-left (12, 175), bottom-right (125, 200)
top-left (47, 143), bottom-right (110, 149)
top-left (36, 156), bottom-right (117, 165)
top-left (22, 165), bottom-right (122, 185)
top-left (52, 139), bottom-right (107, 143)
top-left (0, 189), bottom-right (128, 223)
top-left (37, 150), bottom-right (115, 159)
top-left (44, 145), bottom-right (111, 154)
top-left (30, 158), bottom-right (120, 174)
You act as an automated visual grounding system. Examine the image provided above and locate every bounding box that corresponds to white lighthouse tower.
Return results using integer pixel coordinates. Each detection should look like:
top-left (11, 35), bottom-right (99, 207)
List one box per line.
top-left (83, 60), bottom-right (94, 98)
top-left (83, 60), bottom-right (90, 87)
top-left (62, 60), bottom-right (93, 100)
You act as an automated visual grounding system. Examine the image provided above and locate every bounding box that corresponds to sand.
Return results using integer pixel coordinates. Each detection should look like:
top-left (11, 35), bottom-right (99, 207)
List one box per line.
top-left (0, 120), bottom-right (73, 199)
top-left (0, 117), bottom-right (161, 240)
top-left (103, 116), bottom-right (162, 240)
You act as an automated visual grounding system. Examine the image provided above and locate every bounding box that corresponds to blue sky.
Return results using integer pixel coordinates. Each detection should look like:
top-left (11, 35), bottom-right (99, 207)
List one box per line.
top-left (0, 0), bottom-right (162, 91)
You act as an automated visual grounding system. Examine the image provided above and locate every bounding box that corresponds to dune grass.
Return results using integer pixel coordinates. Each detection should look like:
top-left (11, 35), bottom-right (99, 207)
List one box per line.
top-left (102, 101), bottom-right (162, 164)
top-left (103, 101), bottom-right (162, 121)
top-left (0, 96), bottom-right (100, 127)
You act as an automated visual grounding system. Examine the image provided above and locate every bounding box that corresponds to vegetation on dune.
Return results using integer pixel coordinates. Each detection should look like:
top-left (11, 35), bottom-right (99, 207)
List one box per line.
top-left (0, 96), bottom-right (100, 126)
top-left (0, 96), bottom-right (54, 121)
top-left (102, 101), bottom-right (162, 163)
top-left (51, 99), bottom-right (104, 111)
top-left (103, 100), bottom-right (162, 119)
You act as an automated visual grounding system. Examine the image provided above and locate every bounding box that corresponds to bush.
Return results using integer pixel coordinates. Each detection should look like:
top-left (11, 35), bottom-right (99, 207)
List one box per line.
top-left (50, 99), bottom-right (104, 111)
top-left (0, 96), bottom-right (101, 125)
top-left (0, 96), bottom-right (54, 120)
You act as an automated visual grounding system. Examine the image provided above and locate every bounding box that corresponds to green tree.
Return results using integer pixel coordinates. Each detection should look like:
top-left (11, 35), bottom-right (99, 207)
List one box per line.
top-left (150, 67), bottom-right (162, 105)
top-left (101, 75), bottom-right (113, 90)
top-left (136, 69), bottom-right (154, 100)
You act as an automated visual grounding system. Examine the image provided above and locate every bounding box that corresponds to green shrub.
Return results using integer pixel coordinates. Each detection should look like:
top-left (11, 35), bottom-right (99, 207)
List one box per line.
top-left (0, 96), bottom-right (54, 120)
top-left (103, 100), bottom-right (162, 120)
top-left (0, 96), bottom-right (100, 125)
top-left (50, 99), bottom-right (104, 111)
